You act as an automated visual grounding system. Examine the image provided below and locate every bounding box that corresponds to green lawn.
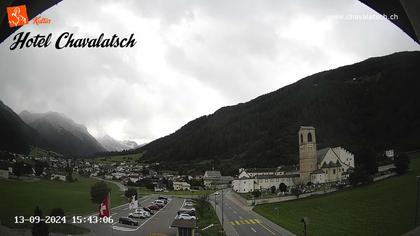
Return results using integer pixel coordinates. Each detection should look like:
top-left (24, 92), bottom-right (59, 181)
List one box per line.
top-left (196, 198), bottom-right (225, 236)
top-left (254, 153), bottom-right (420, 236)
top-left (0, 176), bottom-right (127, 233)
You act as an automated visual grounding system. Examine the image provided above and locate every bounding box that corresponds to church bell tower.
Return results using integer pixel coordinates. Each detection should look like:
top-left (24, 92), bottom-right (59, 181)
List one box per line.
top-left (299, 126), bottom-right (317, 184)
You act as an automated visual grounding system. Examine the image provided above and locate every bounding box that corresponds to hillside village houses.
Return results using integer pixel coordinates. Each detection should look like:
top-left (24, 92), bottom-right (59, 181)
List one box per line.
top-left (232, 126), bottom-right (355, 193)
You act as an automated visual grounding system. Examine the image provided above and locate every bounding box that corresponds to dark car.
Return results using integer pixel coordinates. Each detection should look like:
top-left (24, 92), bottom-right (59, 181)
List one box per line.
top-left (147, 204), bottom-right (160, 211)
top-left (142, 207), bottom-right (155, 215)
top-left (118, 217), bottom-right (138, 226)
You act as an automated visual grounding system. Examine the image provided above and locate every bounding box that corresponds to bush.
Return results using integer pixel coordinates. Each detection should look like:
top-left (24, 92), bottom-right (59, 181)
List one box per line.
top-left (251, 190), bottom-right (261, 198)
top-left (270, 186), bottom-right (276, 194)
top-left (395, 153), bottom-right (410, 175)
top-left (125, 188), bottom-right (138, 199)
top-left (90, 182), bottom-right (110, 204)
top-left (279, 183), bottom-right (287, 192)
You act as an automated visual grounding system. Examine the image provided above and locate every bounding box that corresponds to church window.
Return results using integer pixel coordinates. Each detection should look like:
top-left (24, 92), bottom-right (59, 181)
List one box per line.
top-left (308, 133), bottom-right (313, 142)
top-left (300, 134), bottom-right (303, 143)
top-left (333, 169), bottom-right (336, 174)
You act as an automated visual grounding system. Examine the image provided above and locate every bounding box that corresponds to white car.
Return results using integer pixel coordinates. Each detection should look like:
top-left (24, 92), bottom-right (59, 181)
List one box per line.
top-left (134, 209), bottom-right (150, 217)
top-left (153, 200), bottom-right (165, 207)
top-left (214, 192), bottom-right (220, 195)
top-left (184, 202), bottom-right (194, 207)
top-left (177, 213), bottom-right (196, 220)
top-left (129, 212), bottom-right (147, 219)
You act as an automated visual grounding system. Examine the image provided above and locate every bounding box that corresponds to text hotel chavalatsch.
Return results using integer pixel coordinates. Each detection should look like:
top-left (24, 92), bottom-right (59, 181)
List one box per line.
top-left (9, 32), bottom-right (137, 50)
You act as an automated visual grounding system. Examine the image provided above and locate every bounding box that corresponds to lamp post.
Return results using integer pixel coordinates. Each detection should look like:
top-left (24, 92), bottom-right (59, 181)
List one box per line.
top-left (301, 217), bottom-right (309, 236)
top-left (221, 189), bottom-right (224, 225)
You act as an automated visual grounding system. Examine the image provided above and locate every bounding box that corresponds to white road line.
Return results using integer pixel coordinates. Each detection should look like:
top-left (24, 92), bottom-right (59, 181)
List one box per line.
top-left (233, 210), bottom-right (237, 214)
top-left (111, 213), bottom-right (118, 216)
top-left (239, 216), bottom-right (243, 219)
top-left (250, 227), bottom-right (257, 233)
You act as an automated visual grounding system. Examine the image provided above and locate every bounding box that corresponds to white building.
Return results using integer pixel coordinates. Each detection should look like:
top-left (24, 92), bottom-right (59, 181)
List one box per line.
top-left (51, 174), bottom-right (66, 181)
top-left (203, 170), bottom-right (233, 189)
top-left (173, 181), bottom-right (191, 191)
top-left (309, 147), bottom-right (355, 184)
top-left (232, 174), bottom-right (299, 193)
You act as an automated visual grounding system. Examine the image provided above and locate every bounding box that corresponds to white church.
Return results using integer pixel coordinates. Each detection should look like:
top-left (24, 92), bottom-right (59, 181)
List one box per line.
top-left (232, 126), bottom-right (355, 193)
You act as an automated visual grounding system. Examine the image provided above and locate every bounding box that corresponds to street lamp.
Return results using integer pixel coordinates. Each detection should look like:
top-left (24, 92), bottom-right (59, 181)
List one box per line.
top-left (301, 217), bottom-right (309, 236)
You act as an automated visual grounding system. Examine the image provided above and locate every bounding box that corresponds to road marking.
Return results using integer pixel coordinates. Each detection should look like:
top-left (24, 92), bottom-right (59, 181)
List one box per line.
top-left (112, 226), bottom-right (138, 232)
top-left (111, 213), bottom-right (118, 216)
top-left (235, 220), bottom-right (240, 225)
top-left (254, 219), bottom-right (261, 223)
top-left (250, 227), bottom-right (257, 233)
top-left (233, 210), bottom-right (237, 214)
top-left (240, 220), bottom-right (246, 224)
top-left (249, 219), bottom-right (256, 224)
top-left (230, 222), bottom-right (236, 226)
top-left (239, 216), bottom-right (243, 220)
top-left (244, 220), bottom-right (250, 224)
top-left (258, 222), bottom-right (276, 235)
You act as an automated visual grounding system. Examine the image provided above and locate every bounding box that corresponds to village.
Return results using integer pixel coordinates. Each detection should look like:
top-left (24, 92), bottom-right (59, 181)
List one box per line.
top-left (0, 126), bottom-right (398, 205)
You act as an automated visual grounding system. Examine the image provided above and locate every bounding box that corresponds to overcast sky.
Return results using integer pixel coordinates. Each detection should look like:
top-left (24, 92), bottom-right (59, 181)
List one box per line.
top-left (0, 0), bottom-right (419, 144)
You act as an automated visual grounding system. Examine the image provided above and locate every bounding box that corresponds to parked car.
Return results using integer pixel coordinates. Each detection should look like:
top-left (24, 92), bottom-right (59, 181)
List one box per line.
top-left (142, 207), bottom-right (154, 215)
top-left (119, 217), bottom-right (139, 226)
top-left (184, 201), bottom-right (194, 207)
top-left (128, 212), bottom-right (147, 219)
top-left (177, 210), bottom-right (196, 216)
top-left (177, 213), bottom-right (196, 220)
top-left (134, 209), bottom-right (150, 217)
top-left (158, 196), bottom-right (169, 204)
top-left (214, 192), bottom-right (220, 195)
top-left (153, 200), bottom-right (165, 207)
top-left (147, 204), bottom-right (160, 211)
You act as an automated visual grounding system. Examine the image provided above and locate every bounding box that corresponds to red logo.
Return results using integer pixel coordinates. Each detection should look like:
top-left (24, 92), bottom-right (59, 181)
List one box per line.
top-left (7, 5), bottom-right (29, 28)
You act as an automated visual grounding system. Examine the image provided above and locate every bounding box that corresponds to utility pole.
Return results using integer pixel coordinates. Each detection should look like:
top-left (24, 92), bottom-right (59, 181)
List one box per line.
top-left (221, 189), bottom-right (224, 225)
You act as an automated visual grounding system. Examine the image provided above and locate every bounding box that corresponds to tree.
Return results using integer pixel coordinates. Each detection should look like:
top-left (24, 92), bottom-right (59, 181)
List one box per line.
top-left (125, 188), bottom-right (138, 199)
top-left (34, 161), bottom-right (45, 176)
top-left (279, 183), bottom-right (287, 193)
top-left (90, 182), bottom-right (110, 204)
top-left (349, 168), bottom-right (372, 186)
top-left (395, 153), bottom-right (410, 175)
top-left (251, 190), bottom-right (261, 198)
top-left (49, 208), bottom-right (65, 217)
top-left (13, 161), bottom-right (24, 179)
top-left (32, 206), bottom-right (48, 236)
top-left (270, 186), bottom-right (276, 194)
top-left (357, 147), bottom-right (378, 175)
top-left (291, 186), bottom-right (303, 198)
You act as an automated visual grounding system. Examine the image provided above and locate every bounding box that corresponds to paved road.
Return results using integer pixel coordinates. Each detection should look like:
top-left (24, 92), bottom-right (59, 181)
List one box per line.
top-left (210, 190), bottom-right (295, 236)
top-left (78, 195), bottom-right (184, 236)
top-left (90, 177), bottom-right (128, 192)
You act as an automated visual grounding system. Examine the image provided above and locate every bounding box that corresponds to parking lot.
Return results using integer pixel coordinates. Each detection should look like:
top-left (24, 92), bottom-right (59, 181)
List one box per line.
top-left (80, 196), bottom-right (185, 236)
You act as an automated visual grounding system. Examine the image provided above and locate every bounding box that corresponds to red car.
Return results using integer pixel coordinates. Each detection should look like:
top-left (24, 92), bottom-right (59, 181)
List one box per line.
top-left (147, 204), bottom-right (160, 211)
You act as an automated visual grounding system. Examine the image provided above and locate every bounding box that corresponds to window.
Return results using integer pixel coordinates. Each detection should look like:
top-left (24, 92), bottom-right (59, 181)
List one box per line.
top-left (308, 133), bottom-right (313, 142)
top-left (333, 169), bottom-right (336, 174)
top-left (300, 134), bottom-right (303, 143)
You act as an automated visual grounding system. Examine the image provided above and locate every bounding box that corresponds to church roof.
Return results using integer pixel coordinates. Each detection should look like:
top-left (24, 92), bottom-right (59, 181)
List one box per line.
top-left (321, 161), bottom-right (342, 168)
top-left (204, 171), bottom-right (222, 178)
top-left (317, 147), bottom-right (330, 163)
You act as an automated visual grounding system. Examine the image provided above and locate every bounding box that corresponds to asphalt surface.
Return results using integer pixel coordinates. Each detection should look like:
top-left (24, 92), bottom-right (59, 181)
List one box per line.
top-left (78, 195), bottom-right (184, 236)
top-left (209, 190), bottom-right (295, 236)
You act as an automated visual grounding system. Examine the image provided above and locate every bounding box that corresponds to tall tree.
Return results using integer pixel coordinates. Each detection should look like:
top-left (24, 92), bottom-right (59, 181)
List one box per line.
top-left (395, 153), bottom-right (410, 175)
top-left (90, 182), bottom-right (110, 204)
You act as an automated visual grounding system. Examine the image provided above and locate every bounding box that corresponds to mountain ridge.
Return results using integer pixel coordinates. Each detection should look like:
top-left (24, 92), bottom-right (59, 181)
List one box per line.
top-left (138, 51), bottom-right (420, 170)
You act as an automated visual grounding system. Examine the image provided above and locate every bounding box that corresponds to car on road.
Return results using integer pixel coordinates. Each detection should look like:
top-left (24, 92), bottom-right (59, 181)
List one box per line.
top-left (176, 213), bottom-right (196, 220)
top-left (119, 217), bottom-right (139, 226)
